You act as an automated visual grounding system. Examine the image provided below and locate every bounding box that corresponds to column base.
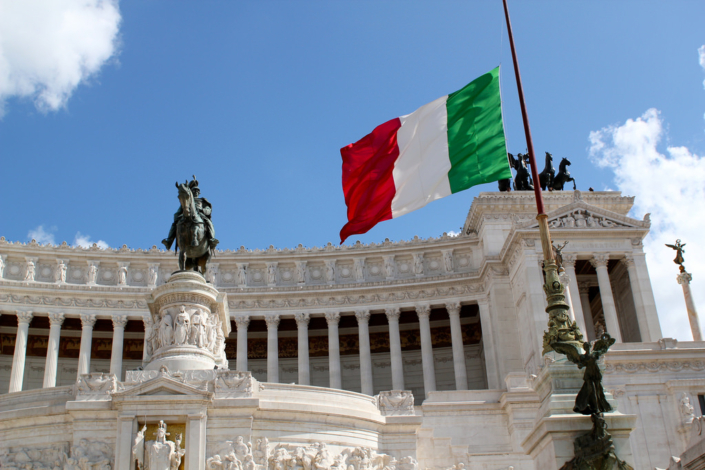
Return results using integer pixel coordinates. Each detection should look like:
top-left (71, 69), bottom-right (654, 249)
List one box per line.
top-left (145, 346), bottom-right (216, 371)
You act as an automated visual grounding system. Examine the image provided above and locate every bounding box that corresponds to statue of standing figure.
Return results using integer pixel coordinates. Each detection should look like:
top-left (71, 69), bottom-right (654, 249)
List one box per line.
top-left (132, 421), bottom-right (185, 470)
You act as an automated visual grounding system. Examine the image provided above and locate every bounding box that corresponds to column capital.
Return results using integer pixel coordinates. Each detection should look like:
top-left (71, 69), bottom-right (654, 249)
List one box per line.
top-left (265, 314), bottom-right (280, 329)
top-left (476, 296), bottom-right (490, 307)
top-left (324, 311), bottom-right (340, 325)
top-left (294, 312), bottom-right (310, 326)
top-left (142, 315), bottom-right (154, 328)
top-left (415, 304), bottom-right (431, 318)
top-left (355, 309), bottom-right (371, 323)
top-left (234, 315), bottom-right (250, 329)
top-left (445, 301), bottom-right (461, 317)
top-left (620, 255), bottom-right (636, 269)
top-left (590, 255), bottom-right (610, 269)
top-left (562, 254), bottom-right (577, 268)
top-left (80, 313), bottom-right (97, 328)
top-left (578, 281), bottom-right (591, 294)
top-left (384, 307), bottom-right (401, 321)
top-left (677, 272), bottom-right (693, 285)
top-left (112, 314), bottom-right (128, 329)
top-left (16, 311), bottom-right (33, 325)
top-left (48, 313), bottom-right (65, 326)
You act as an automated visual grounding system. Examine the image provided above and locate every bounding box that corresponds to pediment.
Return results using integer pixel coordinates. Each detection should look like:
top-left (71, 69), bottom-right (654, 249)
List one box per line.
top-left (113, 375), bottom-right (212, 398)
top-left (517, 200), bottom-right (649, 231)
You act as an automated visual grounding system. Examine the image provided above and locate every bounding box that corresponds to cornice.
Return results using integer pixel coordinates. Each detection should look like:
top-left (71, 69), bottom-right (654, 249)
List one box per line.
top-left (462, 190), bottom-right (635, 235)
top-left (0, 231), bottom-right (477, 259)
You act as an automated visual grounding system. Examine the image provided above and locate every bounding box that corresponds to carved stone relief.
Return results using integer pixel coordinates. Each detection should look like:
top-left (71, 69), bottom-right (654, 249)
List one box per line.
top-left (207, 438), bottom-right (418, 470)
top-left (0, 440), bottom-right (113, 470)
top-left (548, 209), bottom-right (630, 229)
top-left (376, 390), bottom-right (415, 416)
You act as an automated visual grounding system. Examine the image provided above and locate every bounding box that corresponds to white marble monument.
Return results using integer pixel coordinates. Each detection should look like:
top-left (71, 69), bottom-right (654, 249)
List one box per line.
top-left (0, 191), bottom-right (703, 470)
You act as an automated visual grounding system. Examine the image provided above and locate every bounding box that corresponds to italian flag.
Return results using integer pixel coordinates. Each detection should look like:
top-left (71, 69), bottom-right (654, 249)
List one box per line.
top-left (340, 67), bottom-right (511, 244)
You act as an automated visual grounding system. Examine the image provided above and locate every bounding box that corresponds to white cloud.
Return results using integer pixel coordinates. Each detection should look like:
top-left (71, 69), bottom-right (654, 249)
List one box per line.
top-left (27, 225), bottom-right (56, 245)
top-left (74, 232), bottom-right (109, 249)
top-left (589, 108), bottom-right (705, 340)
top-left (0, 0), bottom-right (121, 116)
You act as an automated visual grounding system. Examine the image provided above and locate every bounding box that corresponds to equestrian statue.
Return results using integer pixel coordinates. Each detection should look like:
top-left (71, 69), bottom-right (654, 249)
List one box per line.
top-left (507, 152), bottom-right (533, 191)
top-left (162, 175), bottom-right (219, 276)
top-left (500, 151), bottom-right (579, 192)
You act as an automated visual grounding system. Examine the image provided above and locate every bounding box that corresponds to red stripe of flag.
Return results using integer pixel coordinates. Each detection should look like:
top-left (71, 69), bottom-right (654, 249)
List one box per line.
top-left (339, 117), bottom-right (401, 244)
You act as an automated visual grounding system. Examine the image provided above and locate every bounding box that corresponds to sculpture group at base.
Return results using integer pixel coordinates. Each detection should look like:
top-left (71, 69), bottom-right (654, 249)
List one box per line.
top-left (0, 440), bottom-right (113, 470)
top-left (206, 437), bottom-right (419, 470)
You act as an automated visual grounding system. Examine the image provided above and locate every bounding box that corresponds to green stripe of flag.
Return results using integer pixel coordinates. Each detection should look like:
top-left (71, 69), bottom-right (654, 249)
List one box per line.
top-left (445, 66), bottom-right (512, 194)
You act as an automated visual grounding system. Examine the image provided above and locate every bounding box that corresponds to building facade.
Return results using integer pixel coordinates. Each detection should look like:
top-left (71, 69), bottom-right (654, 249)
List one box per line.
top-left (0, 190), bottom-right (702, 470)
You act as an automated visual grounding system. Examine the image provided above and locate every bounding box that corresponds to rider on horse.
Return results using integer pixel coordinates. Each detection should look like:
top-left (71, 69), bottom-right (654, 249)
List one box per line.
top-left (162, 179), bottom-right (219, 251)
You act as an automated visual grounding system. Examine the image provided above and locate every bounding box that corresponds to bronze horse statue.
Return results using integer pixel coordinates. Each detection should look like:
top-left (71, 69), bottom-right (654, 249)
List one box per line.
top-left (174, 181), bottom-right (212, 275)
top-left (539, 152), bottom-right (555, 190)
top-left (553, 157), bottom-right (577, 191)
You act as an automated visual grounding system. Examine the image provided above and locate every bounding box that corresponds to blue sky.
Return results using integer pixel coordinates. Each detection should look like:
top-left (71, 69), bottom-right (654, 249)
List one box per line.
top-left (1, 1), bottom-right (704, 339)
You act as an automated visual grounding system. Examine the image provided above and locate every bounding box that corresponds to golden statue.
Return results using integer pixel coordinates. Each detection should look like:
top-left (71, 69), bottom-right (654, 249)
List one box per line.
top-left (665, 239), bottom-right (686, 271)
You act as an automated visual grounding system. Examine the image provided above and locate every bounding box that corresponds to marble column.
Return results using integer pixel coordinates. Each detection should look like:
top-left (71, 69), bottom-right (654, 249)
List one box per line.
top-left (265, 315), bottom-right (280, 383)
top-left (560, 271), bottom-right (576, 323)
top-left (621, 255), bottom-right (653, 342)
top-left (678, 271), bottom-right (703, 341)
top-left (355, 309), bottom-right (373, 395)
top-left (43, 313), bottom-right (65, 388)
top-left (115, 415), bottom-right (136, 470)
top-left (384, 307), bottom-right (404, 391)
top-left (630, 252), bottom-right (663, 340)
top-left (324, 311), bottom-right (342, 389)
top-left (445, 302), bottom-right (468, 391)
top-left (234, 315), bottom-right (250, 372)
top-left (578, 281), bottom-right (596, 341)
top-left (187, 413), bottom-right (207, 470)
top-left (9, 311), bottom-right (33, 393)
top-left (78, 314), bottom-right (97, 378)
top-left (590, 256), bottom-right (622, 342)
top-left (142, 316), bottom-right (154, 366)
top-left (415, 304), bottom-right (436, 395)
top-left (562, 256), bottom-right (588, 338)
top-left (110, 315), bottom-right (128, 380)
top-left (477, 299), bottom-right (500, 390)
top-left (295, 313), bottom-right (311, 385)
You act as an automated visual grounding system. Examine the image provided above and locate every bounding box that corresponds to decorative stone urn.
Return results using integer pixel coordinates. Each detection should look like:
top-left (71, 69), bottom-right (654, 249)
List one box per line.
top-left (145, 271), bottom-right (230, 371)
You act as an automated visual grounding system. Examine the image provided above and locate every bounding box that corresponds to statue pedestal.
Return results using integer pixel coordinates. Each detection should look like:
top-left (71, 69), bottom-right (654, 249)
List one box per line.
top-left (522, 354), bottom-right (637, 470)
top-left (145, 271), bottom-right (230, 371)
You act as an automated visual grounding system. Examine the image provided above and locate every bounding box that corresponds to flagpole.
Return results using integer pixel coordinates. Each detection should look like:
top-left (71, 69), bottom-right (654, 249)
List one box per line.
top-left (502, 0), bottom-right (553, 262)
top-left (501, 0), bottom-right (585, 358)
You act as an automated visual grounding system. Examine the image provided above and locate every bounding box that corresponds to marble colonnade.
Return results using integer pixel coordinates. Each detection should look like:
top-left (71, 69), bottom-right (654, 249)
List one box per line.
top-left (557, 253), bottom-right (662, 343)
top-left (3, 302), bottom-right (483, 396)
top-left (232, 302), bottom-right (473, 396)
top-left (3, 310), bottom-right (131, 393)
